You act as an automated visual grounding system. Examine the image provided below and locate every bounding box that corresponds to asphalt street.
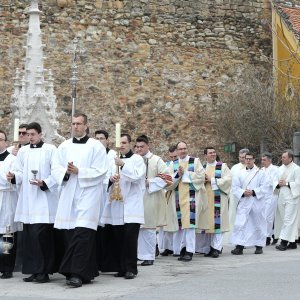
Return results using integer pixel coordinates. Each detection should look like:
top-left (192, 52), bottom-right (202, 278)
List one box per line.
top-left (0, 243), bottom-right (299, 300)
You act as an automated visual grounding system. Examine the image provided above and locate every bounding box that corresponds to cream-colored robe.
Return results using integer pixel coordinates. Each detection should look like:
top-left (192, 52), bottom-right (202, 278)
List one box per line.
top-left (141, 152), bottom-right (170, 229)
top-left (197, 162), bottom-right (232, 233)
top-left (164, 156), bottom-right (207, 231)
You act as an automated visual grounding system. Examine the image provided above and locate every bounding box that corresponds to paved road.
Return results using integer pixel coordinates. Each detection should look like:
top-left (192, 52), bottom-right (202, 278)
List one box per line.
top-left (0, 244), bottom-right (299, 300)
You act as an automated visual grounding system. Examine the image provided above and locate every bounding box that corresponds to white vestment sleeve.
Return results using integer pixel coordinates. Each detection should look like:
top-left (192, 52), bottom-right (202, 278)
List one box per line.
top-left (232, 175), bottom-right (245, 200)
top-left (51, 149), bottom-right (68, 186)
top-left (77, 148), bottom-right (108, 188)
top-left (289, 167), bottom-right (300, 198)
top-left (121, 155), bottom-right (146, 182)
top-left (252, 171), bottom-right (267, 200)
top-left (148, 177), bottom-right (167, 194)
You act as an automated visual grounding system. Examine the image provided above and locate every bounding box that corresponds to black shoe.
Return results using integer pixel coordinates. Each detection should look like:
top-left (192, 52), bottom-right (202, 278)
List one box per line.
top-left (271, 238), bottom-right (278, 245)
top-left (0, 272), bottom-right (12, 279)
top-left (155, 244), bottom-right (160, 257)
top-left (211, 249), bottom-right (220, 258)
top-left (114, 272), bottom-right (125, 277)
top-left (254, 246), bottom-right (263, 254)
top-left (141, 260), bottom-right (154, 266)
top-left (204, 247), bottom-right (213, 257)
top-left (231, 246), bottom-right (243, 255)
top-left (23, 274), bottom-right (37, 282)
top-left (180, 252), bottom-right (193, 262)
top-left (34, 273), bottom-right (50, 283)
top-left (276, 244), bottom-right (287, 251)
top-left (266, 237), bottom-right (271, 246)
top-left (124, 272), bottom-right (136, 279)
top-left (160, 249), bottom-right (173, 256)
top-left (287, 242), bottom-right (297, 249)
top-left (66, 276), bottom-right (82, 288)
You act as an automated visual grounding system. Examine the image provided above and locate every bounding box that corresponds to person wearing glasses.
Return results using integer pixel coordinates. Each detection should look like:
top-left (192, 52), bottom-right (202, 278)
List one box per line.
top-left (230, 152), bottom-right (267, 255)
top-left (0, 130), bottom-right (21, 279)
top-left (7, 122), bottom-right (59, 283)
top-left (7, 124), bottom-right (29, 156)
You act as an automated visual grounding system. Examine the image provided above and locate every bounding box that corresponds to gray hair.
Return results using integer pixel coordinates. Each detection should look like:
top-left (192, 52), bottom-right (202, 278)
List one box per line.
top-left (261, 152), bottom-right (272, 160)
top-left (239, 148), bottom-right (249, 155)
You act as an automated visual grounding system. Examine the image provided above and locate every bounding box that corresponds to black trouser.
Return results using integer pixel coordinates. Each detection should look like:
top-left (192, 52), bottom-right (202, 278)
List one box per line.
top-left (114, 223), bottom-right (140, 275)
top-left (59, 227), bottom-right (99, 282)
top-left (22, 224), bottom-right (56, 275)
top-left (99, 223), bottom-right (140, 274)
top-left (0, 232), bottom-right (18, 273)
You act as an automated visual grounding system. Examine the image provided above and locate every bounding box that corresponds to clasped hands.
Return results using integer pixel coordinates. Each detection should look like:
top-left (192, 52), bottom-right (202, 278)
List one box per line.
top-left (243, 189), bottom-right (253, 197)
top-left (67, 161), bottom-right (78, 175)
top-left (278, 179), bottom-right (287, 187)
top-left (178, 166), bottom-right (185, 177)
top-left (205, 174), bottom-right (211, 184)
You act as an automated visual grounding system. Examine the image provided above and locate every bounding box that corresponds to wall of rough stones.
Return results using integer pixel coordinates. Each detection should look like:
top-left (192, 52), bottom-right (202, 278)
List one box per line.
top-left (0, 0), bottom-right (272, 161)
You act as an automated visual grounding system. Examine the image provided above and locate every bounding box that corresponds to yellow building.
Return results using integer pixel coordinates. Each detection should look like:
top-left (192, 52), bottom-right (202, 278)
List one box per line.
top-left (272, 1), bottom-right (300, 108)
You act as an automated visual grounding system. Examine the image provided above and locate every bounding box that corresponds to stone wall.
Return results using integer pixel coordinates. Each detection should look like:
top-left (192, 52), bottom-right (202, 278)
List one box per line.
top-left (0, 0), bottom-right (272, 160)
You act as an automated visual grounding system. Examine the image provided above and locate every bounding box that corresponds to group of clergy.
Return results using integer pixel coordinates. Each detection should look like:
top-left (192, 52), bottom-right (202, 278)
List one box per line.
top-left (0, 113), bottom-right (300, 288)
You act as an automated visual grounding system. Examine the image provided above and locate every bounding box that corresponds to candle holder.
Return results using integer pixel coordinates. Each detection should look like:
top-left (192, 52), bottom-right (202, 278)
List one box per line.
top-left (110, 148), bottom-right (123, 202)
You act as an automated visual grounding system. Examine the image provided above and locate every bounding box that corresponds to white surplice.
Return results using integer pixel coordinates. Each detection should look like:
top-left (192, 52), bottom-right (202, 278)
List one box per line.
top-left (228, 162), bottom-right (246, 232)
top-left (273, 162), bottom-right (300, 242)
top-left (14, 144), bottom-right (58, 224)
top-left (52, 138), bottom-right (108, 230)
top-left (0, 153), bottom-right (21, 233)
top-left (230, 167), bottom-right (267, 247)
top-left (262, 164), bottom-right (279, 238)
top-left (101, 153), bottom-right (145, 225)
top-left (98, 148), bottom-right (116, 226)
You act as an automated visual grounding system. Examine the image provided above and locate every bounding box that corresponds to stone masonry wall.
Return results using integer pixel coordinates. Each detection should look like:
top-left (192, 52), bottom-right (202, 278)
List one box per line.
top-left (0, 0), bottom-right (272, 160)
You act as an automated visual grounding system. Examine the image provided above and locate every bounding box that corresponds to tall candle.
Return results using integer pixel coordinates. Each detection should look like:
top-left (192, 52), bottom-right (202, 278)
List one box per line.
top-left (13, 118), bottom-right (20, 142)
top-left (115, 123), bottom-right (121, 148)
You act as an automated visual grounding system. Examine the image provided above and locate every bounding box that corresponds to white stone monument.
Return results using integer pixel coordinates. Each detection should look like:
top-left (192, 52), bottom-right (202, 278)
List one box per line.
top-left (11, 0), bottom-right (63, 144)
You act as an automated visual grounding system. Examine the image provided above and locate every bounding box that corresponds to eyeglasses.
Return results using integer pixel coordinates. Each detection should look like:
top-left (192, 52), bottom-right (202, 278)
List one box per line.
top-left (19, 131), bottom-right (27, 136)
top-left (245, 157), bottom-right (254, 160)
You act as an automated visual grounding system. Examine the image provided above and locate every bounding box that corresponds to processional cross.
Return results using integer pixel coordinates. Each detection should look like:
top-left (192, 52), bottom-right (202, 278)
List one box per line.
top-left (64, 37), bottom-right (86, 118)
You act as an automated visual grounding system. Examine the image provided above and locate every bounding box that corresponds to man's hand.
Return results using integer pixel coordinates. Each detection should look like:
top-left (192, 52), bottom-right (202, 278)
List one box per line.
top-left (205, 174), bottom-right (211, 183)
top-left (67, 161), bottom-right (78, 175)
top-left (114, 157), bottom-right (125, 167)
top-left (178, 166), bottom-right (184, 177)
top-left (278, 179), bottom-right (287, 187)
top-left (110, 174), bottom-right (119, 183)
top-left (29, 179), bottom-right (43, 187)
top-left (6, 171), bottom-right (15, 182)
top-left (243, 189), bottom-right (253, 197)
